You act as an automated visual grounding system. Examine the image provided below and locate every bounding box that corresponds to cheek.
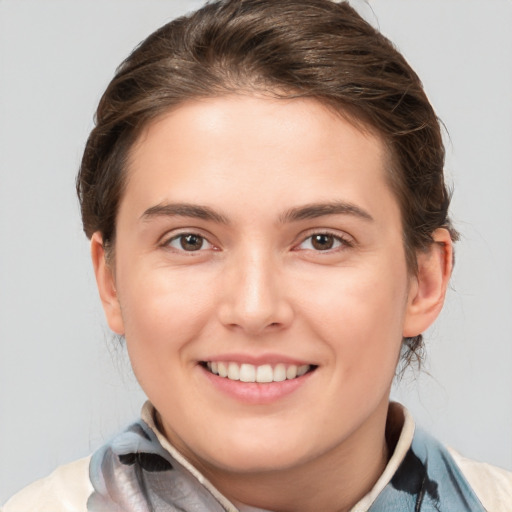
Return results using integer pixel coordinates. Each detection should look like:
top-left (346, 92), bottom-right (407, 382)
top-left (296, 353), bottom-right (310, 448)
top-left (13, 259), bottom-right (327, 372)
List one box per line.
top-left (116, 267), bottom-right (217, 370)
top-left (299, 262), bottom-right (408, 376)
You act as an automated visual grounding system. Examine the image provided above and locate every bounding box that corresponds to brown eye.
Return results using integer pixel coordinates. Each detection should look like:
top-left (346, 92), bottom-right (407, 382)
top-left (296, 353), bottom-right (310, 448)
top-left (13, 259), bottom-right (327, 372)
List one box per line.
top-left (311, 234), bottom-right (335, 250)
top-left (297, 233), bottom-right (347, 252)
top-left (180, 234), bottom-right (204, 251)
top-left (167, 233), bottom-right (211, 252)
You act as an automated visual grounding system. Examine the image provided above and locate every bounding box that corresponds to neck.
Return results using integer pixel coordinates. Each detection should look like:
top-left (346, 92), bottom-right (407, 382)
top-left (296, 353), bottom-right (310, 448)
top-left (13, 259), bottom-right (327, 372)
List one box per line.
top-left (199, 399), bottom-right (391, 512)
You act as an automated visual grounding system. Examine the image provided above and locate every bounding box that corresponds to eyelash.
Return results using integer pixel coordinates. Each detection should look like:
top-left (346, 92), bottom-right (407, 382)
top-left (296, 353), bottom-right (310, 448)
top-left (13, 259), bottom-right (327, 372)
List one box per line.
top-left (162, 231), bottom-right (353, 254)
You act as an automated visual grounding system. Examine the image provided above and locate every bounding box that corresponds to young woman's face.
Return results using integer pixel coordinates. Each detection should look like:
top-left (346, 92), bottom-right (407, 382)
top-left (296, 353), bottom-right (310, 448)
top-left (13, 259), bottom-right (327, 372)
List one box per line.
top-left (99, 95), bottom-right (421, 474)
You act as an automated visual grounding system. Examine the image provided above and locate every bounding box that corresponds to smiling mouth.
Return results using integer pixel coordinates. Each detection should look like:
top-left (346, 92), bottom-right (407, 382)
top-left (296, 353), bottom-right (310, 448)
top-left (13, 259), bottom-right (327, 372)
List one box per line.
top-left (202, 361), bottom-right (316, 383)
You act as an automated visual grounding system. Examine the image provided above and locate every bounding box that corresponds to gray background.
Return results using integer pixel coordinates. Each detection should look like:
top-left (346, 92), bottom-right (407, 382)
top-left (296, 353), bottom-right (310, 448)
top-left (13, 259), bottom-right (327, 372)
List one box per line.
top-left (1, 0), bottom-right (511, 503)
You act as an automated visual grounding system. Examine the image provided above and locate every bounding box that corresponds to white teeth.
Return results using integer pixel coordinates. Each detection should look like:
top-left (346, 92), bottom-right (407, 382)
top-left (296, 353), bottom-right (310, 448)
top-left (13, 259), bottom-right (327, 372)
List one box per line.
top-left (205, 361), bottom-right (312, 383)
top-left (240, 363), bottom-right (256, 382)
top-left (256, 364), bottom-right (273, 383)
top-left (273, 363), bottom-right (287, 382)
top-left (286, 365), bottom-right (297, 379)
top-left (218, 362), bottom-right (228, 378)
top-left (297, 364), bottom-right (309, 377)
top-left (227, 362), bottom-right (240, 380)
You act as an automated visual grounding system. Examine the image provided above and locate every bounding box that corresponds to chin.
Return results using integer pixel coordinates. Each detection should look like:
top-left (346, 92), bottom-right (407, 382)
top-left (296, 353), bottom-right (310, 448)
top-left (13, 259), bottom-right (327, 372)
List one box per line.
top-left (205, 445), bottom-right (310, 474)
top-left (191, 424), bottom-right (328, 474)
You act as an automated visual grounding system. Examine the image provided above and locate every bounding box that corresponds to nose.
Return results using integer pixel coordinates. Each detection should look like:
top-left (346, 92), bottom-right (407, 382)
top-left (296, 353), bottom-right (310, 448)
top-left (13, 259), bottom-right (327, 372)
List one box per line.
top-left (217, 250), bottom-right (294, 335)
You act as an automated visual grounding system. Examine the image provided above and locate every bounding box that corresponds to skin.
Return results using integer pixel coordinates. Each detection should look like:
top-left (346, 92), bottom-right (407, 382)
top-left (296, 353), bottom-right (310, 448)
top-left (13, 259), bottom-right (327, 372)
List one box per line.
top-left (92, 95), bottom-right (452, 512)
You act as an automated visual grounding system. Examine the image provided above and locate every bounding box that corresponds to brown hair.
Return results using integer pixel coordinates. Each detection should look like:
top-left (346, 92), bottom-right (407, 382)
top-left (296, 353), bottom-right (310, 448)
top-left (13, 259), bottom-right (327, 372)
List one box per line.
top-left (77, 0), bottom-right (457, 363)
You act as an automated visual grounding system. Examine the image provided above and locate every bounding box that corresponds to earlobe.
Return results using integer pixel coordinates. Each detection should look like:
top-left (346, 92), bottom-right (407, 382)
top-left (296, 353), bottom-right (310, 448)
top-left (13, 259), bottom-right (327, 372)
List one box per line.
top-left (402, 228), bottom-right (453, 338)
top-left (90, 232), bottom-right (125, 335)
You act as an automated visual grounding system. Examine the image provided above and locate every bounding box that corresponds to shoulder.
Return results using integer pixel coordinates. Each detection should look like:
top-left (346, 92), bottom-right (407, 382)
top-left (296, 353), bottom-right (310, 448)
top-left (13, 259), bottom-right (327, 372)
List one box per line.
top-left (448, 448), bottom-right (512, 512)
top-left (1, 456), bottom-right (93, 512)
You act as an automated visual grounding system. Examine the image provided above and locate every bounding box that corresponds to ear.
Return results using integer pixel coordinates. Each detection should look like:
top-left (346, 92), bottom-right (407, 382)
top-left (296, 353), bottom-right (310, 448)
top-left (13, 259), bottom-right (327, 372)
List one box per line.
top-left (91, 232), bottom-right (125, 335)
top-left (402, 228), bottom-right (453, 338)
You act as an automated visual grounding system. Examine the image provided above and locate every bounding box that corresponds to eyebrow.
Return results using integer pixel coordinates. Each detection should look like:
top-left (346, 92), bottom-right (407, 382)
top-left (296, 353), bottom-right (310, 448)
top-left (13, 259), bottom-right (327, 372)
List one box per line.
top-left (140, 200), bottom-right (373, 225)
top-left (279, 201), bottom-right (374, 223)
top-left (141, 203), bottom-right (230, 224)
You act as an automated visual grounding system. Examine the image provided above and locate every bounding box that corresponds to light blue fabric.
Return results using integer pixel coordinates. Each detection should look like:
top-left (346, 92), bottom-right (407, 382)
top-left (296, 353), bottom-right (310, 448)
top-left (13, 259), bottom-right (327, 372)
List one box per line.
top-left (368, 428), bottom-right (485, 511)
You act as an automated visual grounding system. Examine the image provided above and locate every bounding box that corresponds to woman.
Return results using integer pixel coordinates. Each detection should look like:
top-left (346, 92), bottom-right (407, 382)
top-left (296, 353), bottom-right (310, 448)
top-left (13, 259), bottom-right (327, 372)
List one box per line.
top-left (3, 1), bottom-right (511, 510)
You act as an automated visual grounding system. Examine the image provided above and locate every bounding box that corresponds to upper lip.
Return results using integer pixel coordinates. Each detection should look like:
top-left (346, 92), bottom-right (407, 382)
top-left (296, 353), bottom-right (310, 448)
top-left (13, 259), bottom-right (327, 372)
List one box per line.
top-left (199, 353), bottom-right (314, 366)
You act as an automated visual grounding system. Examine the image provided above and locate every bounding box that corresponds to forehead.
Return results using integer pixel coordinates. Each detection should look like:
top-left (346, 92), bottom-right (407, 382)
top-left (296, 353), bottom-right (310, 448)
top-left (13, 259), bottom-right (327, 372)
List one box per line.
top-left (123, 95), bottom-right (399, 225)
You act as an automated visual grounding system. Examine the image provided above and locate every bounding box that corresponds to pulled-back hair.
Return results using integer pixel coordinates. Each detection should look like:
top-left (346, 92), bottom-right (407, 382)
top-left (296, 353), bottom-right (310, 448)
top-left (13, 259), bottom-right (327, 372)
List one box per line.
top-left (77, 0), bottom-right (457, 364)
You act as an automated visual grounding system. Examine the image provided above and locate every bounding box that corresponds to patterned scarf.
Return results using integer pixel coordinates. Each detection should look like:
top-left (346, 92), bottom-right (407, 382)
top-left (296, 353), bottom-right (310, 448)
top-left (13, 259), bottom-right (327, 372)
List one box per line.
top-left (87, 416), bottom-right (485, 511)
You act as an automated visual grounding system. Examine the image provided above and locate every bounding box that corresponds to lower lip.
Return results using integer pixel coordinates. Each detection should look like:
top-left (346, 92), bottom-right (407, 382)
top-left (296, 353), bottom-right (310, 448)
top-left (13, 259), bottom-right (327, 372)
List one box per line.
top-left (200, 365), bottom-right (315, 404)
